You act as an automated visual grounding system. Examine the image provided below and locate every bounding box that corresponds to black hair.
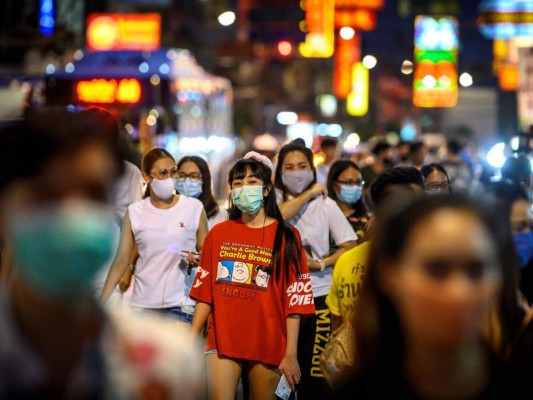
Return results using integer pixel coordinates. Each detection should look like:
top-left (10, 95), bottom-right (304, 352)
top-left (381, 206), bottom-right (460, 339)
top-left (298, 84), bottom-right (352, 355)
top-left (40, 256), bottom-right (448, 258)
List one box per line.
top-left (372, 141), bottom-right (392, 156)
top-left (501, 155), bottom-right (531, 186)
top-left (321, 137), bottom-right (338, 149)
top-left (370, 166), bottom-right (425, 208)
top-left (327, 159), bottom-right (369, 216)
top-left (409, 140), bottom-right (425, 155)
top-left (274, 142), bottom-right (316, 198)
top-left (177, 156), bottom-right (220, 218)
top-left (353, 194), bottom-right (521, 375)
top-left (447, 138), bottom-right (463, 155)
top-left (228, 158), bottom-right (303, 283)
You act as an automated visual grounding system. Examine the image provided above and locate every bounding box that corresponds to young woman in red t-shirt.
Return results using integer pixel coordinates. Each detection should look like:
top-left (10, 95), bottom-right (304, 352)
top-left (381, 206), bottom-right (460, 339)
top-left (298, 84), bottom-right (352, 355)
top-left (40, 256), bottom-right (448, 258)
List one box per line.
top-left (190, 152), bottom-right (315, 399)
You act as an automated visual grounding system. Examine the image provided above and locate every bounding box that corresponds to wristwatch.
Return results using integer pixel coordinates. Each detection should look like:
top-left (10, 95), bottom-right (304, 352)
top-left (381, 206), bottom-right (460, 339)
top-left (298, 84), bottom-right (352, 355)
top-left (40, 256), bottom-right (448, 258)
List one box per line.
top-left (318, 259), bottom-right (326, 272)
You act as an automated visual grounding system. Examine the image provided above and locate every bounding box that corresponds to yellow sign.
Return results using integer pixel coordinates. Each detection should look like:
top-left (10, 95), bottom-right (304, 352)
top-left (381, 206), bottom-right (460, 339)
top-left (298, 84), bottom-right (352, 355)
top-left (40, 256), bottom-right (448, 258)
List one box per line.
top-left (347, 63), bottom-right (368, 116)
top-left (299, 0), bottom-right (335, 58)
top-left (86, 13), bottom-right (161, 51)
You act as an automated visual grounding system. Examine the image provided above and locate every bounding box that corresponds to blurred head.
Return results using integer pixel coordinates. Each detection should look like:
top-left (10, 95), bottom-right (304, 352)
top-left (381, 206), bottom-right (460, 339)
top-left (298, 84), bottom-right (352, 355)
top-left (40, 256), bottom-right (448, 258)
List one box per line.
top-left (501, 154), bottom-right (531, 188)
top-left (320, 137), bottom-right (338, 162)
top-left (397, 140), bottom-right (411, 162)
top-left (327, 160), bottom-right (365, 209)
top-left (370, 166), bottom-right (425, 210)
top-left (409, 141), bottom-right (427, 166)
top-left (228, 158), bottom-right (274, 219)
top-left (421, 163), bottom-right (452, 195)
top-left (447, 138), bottom-right (463, 156)
top-left (141, 148), bottom-right (178, 199)
top-left (275, 143), bottom-right (316, 197)
top-left (0, 107), bottom-right (124, 301)
top-left (357, 195), bottom-right (507, 364)
top-left (372, 141), bottom-right (394, 165)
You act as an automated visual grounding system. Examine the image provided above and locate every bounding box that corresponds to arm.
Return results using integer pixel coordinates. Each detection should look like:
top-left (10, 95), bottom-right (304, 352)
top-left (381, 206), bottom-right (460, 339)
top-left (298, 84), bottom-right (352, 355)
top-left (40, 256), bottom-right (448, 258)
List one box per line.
top-left (279, 314), bottom-right (301, 391)
top-left (307, 240), bottom-right (357, 272)
top-left (278, 184), bottom-right (327, 220)
top-left (118, 243), bottom-right (139, 293)
top-left (196, 210), bottom-right (208, 253)
top-left (191, 301), bottom-right (212, 337)
top-left (0, 241), bottom-right (12, 284)
top-left (100, 211), bottom-right (135, 302)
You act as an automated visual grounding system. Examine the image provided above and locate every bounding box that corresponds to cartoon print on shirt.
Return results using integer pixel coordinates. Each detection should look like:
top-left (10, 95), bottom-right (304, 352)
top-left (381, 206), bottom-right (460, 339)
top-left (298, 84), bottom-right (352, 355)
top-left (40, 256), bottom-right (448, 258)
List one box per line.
top-left (231, 261), bottom-right (252, 284)
top-left (253, 265), bottom-right (272, 287)
top-left (217, 261), bottom-right (231, 280)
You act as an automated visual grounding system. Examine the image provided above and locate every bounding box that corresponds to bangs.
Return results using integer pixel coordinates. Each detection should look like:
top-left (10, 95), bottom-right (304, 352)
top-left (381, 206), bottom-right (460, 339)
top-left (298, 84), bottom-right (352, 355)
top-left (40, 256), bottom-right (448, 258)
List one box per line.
top-left (229, 159), bottom-right (270, 183)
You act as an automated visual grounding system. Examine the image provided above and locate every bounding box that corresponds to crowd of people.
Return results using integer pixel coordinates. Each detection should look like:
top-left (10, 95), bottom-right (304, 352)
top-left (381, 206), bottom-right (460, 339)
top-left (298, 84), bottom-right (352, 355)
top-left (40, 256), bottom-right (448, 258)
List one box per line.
top-left (2, 106), bottom-right (533, 399)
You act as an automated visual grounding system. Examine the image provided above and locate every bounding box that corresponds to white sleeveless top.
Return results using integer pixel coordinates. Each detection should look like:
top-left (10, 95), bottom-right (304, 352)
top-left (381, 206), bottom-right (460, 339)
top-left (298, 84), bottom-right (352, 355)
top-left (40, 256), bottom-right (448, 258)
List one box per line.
top-left (128, 195), bottom-right (204, 309)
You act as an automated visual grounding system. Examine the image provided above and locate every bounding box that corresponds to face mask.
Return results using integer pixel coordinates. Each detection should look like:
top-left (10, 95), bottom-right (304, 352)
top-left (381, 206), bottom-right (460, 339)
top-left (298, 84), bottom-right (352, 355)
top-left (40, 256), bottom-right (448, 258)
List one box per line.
top-left (176, 178), bottom-right (202, 198)
top-left (150, 177), bottom-right (177, 199)
top-left (282, 170), bottom-right (314, 195)
top-left (338, 185), bottom-right (363, 204)
top-left (425, 189), bottom-right (448, 196)
top-left (514, 232), bottom-right (533, 267)
top-left (231, 185), bottom-right (263, 214)
top-left (8, 201), bottom-right (115, 300)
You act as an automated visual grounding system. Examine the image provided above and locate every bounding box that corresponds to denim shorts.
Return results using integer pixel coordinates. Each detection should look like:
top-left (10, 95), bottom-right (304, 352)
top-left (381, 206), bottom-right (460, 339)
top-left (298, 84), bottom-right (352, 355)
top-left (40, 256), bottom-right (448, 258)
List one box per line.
top-left (165, 306), bottom-right (194, 323)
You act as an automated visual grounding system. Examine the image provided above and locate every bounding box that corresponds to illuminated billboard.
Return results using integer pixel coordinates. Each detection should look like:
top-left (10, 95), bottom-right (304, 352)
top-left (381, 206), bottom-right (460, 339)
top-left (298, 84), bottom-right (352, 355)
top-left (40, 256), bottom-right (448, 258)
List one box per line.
top-left (413, 16), bottom-right (459, 108)
top-left (86, 13), bottom-right (161, 51)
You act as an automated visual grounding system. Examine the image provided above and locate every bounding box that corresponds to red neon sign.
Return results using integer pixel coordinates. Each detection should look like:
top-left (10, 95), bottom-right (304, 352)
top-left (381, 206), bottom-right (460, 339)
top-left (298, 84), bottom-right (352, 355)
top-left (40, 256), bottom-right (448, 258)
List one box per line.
top-left (76, 79), bottom-right (141, 104)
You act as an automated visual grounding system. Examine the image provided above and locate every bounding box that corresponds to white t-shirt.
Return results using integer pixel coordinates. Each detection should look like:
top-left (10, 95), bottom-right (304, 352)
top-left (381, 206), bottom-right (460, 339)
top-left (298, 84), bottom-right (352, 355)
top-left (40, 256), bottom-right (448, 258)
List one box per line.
top-left (128, 195), bottom-right (204, 309)
top-left (316, 164), bottom-right (330, 186)
top-left (277, 189), bottom-right (358, 297)
top-left (207, 207), bottom-right (229, 231)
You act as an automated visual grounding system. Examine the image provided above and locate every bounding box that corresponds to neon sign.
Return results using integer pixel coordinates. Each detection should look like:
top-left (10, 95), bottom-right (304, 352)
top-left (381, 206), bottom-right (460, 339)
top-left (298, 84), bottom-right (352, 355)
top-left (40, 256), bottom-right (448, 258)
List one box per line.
top-left (347, 62), bottom-right (369, 116)
top-left (86, 13), bottom-right (161, 51)
top-left (413, 16), bottom-right (459, 108)
top-left (299, 0), bottom-right (335, 58)
top-left (76, 79), bottom-right (142, 104)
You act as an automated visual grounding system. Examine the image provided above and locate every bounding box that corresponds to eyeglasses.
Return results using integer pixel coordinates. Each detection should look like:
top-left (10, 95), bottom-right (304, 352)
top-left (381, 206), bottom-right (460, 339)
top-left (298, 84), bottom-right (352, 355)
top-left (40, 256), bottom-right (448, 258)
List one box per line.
top-left (150, 167), bottom-right (179, 179)
top-left (425, 182), bottom-right (450, 191)
top-left (177, 172), bottom-right (202, 181)
top-left (335, 180), bottom-right (365, 187)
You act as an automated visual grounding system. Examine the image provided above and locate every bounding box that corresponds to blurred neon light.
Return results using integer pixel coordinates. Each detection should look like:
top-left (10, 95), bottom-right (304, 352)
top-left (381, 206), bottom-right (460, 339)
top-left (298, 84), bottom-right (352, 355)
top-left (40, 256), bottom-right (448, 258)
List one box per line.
top-left (77, 79), bottom-right (141, 104)
top-left (86, 13), bottom-right (161, 51)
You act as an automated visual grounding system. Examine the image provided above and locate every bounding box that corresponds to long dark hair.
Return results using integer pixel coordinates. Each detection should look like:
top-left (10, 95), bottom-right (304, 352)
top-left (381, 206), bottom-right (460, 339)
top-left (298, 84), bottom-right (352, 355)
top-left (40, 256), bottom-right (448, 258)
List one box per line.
top-left (327, 159), bottom-right (369, 217)
top-left (228, 158), bottom-right (303, 283)
top-left (141, 147), bottom-right (175, 198)
top-left (177, 155), bottom-right (219, 218)
top-left (274, 143), bottom-right (316, 199)
top-left (353, 194), bottom-right (520, 374)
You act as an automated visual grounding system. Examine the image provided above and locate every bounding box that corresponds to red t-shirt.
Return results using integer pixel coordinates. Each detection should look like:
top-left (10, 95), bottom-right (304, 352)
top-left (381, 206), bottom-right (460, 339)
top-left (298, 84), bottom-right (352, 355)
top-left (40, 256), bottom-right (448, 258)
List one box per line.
top-left (189, 219), bottom-right (315, 366)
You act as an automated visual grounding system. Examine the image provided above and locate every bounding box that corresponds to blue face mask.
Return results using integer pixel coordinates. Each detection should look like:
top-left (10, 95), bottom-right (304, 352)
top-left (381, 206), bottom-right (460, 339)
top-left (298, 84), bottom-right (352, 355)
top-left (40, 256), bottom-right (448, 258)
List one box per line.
top-left (514, 232), bottom-right (533, 267)
top-left (338, 185), bottom-right (363, 205)
top-left (176, 178), bottom-right (203, 198)
top-left (8, 201), bottom-right (115, 300)
top-left (231, 185), bottom-right (264, 215)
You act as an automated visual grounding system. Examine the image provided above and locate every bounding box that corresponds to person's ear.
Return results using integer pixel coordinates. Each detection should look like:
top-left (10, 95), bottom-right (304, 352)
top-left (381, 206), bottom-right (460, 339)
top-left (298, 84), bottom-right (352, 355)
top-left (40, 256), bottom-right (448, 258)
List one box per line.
top-left (263, 184), bottom-right (272, 198)
top-left (142, 172), bottom-right (152, 185)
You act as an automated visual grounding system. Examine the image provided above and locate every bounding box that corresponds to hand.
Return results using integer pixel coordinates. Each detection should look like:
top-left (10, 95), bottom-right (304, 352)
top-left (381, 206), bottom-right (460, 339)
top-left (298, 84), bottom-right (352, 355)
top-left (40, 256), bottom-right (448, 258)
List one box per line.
top-left (187, 251), bottom-right (200, 266)
top-left (279, 354), bottom-right (300, 392)
top-left (119, 269), bottom-right (133, 293)
top-left (308, 183), bottom-right (327, 199)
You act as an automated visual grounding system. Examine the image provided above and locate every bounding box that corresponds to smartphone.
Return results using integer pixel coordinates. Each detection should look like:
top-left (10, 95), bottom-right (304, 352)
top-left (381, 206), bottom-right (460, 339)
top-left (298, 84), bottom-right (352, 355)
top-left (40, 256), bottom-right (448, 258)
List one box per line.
top-left (275, 374), bottom-right (291, 400)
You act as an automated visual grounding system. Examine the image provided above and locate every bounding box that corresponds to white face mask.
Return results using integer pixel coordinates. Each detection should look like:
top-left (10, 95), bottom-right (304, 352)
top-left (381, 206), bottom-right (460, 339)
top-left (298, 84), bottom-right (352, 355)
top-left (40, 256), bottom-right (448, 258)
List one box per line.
top-left (150, 177), bottom-right (177, 199)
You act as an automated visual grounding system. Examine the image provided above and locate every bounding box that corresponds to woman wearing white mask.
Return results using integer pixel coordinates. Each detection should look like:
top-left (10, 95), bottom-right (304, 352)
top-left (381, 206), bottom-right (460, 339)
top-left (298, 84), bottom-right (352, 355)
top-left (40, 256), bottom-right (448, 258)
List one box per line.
top-left (176, 155), bottom-right (228, 230)
top-left (327, 160), bottom-right (371, 244)
top-left (190, 152), bottom-right (315, 399)
top-left (274, 142), bottom-right (358, 400)
top-left (101, 147), bottom-right (208, 324)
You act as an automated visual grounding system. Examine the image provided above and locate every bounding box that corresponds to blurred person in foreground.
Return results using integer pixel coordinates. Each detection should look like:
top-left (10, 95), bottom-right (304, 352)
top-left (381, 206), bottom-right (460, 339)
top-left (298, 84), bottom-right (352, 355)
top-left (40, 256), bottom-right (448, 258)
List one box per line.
top-left (334, 194), bottom-right (520, 398)
top-left (0, 108), bottom-right (204, 399)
